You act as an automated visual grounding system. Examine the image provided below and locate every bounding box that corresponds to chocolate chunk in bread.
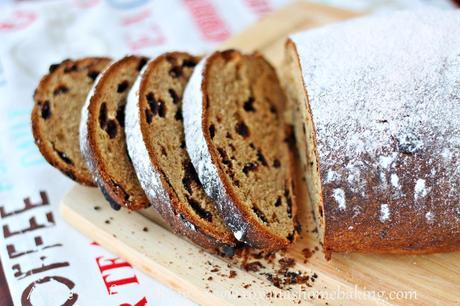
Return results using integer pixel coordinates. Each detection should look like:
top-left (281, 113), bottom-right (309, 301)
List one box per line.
top-left (32, 57), bottom-right (111, 186)
top-left (126, 52), bottom-right (236, 250)
top-left (80, 56), bottom-right (150, 210)
top-left (183, 50), bottom-right (298, 251)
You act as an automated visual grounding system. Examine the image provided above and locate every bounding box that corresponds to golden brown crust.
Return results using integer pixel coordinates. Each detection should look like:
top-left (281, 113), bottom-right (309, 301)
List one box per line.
top-left (200, 50), bottom-right (297, 251)
top-left (133, 52), bottom-right (237, 250)
top-left (32, 57), bottom-right (111, 186)
top-left (82, 55), bottom-right (150, 210)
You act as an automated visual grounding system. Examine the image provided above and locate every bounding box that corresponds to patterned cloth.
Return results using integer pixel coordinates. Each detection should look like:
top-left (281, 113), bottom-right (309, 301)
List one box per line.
top-left (0, 0), bottom-right (456, 305)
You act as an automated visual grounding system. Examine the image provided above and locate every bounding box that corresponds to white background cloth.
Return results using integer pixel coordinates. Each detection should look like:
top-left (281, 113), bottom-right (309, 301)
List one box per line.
top-left (0, 0), bottom-right (455, 305)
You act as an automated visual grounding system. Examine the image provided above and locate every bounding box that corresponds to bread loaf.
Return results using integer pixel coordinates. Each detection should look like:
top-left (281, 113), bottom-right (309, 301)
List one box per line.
top-left (125, 52), bottom-right (237, 250)
top-left (183, 50), bottom-right (299, 251)
top-left (32, 57), bottom-right (111, 186)
top-left (80, 55), bottom-right (150, 210)
top-left (284, 11), bottom-right (460, 258)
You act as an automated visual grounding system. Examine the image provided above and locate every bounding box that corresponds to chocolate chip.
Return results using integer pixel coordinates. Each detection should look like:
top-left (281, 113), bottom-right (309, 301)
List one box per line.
top-left (252, 206), bottom-right (268, 223)
top-left (53, 85), bottom-right (69, 96)
top-left (112, 180), bottom-right (130, 201)
top-left (209, 124), bottom-right (216, 139)
top-left (284, 126), bottom-right (296, 150)
top-left (146, 92), bottom-right (158, 115)
top-left (243, 162), bottom-right (258, 175)
top-left (235, 121), bottom-right (249, 137)
top-left (169, 66), bottom-right (182, 78)
top-left (287, 232), bottom-right (295, 242)
top-left (270, 105), bottom-right (277, 114)
top-left (257, 149), bottom-right (268, 166)
top-left (295, 221), bottom-right (302, 234)
top-left (137, 57), bottom-right (148, 71)
top-left (64, 63), bottom-right (78, 73)
top-left (158, 100), bottom-right (166, 117)
top-left (243, 97), bottom-right (255, 112)
top-left (188, 196), bottom-right (212, 222)
top-left (175, 107), bottom-right (183, 121)
top-left (117, 80), bottom-right (129, 93)
top-left (169, 89), bottom-right (179, 104)
top-left (182, 160), bottom-right (199, 195)
top-left (99, 103), bottom-right (108, 128)
top-left (87, 70), bottom-right (100, 81)
top-left (116, 104), bottom-right (125, 127)
top-left (217, 148), bottom-right (232, 166)
top-left (49, 63), bottom-right (60, 73)
top-left (40, 101), bottom-right (51, 119)
top-left (274, 196), bottom-right (282, 207)
top-left (160, 146), bottom-right (167, 156)
top-left (56, 149), bottom-right (73, 165)
top-left (105, 119), bottom-right (118, 139)
top-left (273, 159), bottom-right (281, 168)
top-left (180, 141), bottom-right (186, 149)
top-left (63, 170), bottom-right (76, 180)
top-left (284, 188), bottom-right (292, 218)
top-left (182, 59), bottom-right (197, 68)
top-left (145, 108), bottom-right (153, 124)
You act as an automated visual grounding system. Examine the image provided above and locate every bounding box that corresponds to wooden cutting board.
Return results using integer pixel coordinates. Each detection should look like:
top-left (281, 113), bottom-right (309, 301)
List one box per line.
top-left (60, 2), bottom-right (460, 305)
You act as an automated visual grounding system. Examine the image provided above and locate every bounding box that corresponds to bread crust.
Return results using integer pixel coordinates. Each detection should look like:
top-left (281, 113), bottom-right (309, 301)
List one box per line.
top-left (287, 11), bottom-right (460, 259)
top-left (183, 50), bottom-right (297, 252)
top-left (80, 55), bottom-right (150, 211)
top-left (32, 57), bottom-right (111, 186)
top-left (126, 52), bottom-right (237, 251)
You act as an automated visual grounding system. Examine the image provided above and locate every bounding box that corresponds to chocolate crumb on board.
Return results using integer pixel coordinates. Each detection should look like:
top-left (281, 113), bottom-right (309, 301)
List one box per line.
top-left (93, 206), bottom-right (101, 211)
top-left (229, 270), bottom-right (237, 278)
top-left (142, 227), bottom-right (148, 232)
top-left (243, 261), bottom-right (264, 272)
top-left (302, 248), bottom-right (313, 260)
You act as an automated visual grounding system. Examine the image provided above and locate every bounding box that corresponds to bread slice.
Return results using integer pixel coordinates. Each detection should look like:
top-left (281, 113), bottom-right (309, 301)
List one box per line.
top-left (80, 55), bottom-right (150, 210)
top-left (183, 50), bottom-right (299, 251)
top-left (32, 57), bottom-right (111, 186)
top-left (126, 52), bottom-right (236, 250)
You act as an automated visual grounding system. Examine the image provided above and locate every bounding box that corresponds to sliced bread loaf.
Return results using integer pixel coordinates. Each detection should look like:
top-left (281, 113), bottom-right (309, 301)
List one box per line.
top-left (183, 50), bottom-right (299, 251)
top-left (32, 57), bottom-right (111, 186)
top-left (284, 11), bottom-right (460, 258)
top-left (80, 55), bottom-right (150, 210)
top-left (126, 52), bottom-right (236, 250)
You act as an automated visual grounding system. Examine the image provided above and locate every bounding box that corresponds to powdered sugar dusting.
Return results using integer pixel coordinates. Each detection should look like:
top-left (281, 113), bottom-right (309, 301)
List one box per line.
top-left (291, 10), bottom-right (460, 233)
top-left (379, 204), bottom-right (390, 223)
top-left (332, 188), bottom-right (346, 210)
top-left (425, 211), bottom-right (435, 223)
top-left (414, 179), bottom-right (427, 201)
top-left (390, 173), bottom-right (400, 189)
